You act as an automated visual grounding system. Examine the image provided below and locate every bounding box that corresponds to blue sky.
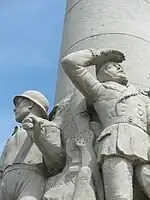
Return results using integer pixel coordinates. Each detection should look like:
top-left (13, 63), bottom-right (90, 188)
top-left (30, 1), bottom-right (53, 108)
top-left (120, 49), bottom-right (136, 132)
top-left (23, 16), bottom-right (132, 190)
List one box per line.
top-left (0, 0), bottom-right (66, 150)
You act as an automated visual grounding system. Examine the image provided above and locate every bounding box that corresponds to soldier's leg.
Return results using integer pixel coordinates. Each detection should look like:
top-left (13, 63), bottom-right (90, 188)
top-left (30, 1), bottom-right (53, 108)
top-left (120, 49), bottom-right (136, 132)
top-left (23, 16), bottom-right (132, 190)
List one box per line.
top-left (0, 184), bottom-right (5, 200)
top-left (0, 171), bottom-right (18, 200)
top-left (135, 164), bottom-right (150, 198)
top-left (16, 169), bottom-right (45, 200)
top-left (102, 157), bottom-right (133, 200)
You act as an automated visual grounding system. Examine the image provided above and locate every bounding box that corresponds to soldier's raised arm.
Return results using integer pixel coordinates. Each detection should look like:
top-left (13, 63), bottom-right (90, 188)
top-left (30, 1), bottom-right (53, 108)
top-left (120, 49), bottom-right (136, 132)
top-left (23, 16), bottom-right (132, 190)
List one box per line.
top-left (36, 122), bottom-right (65, 175)
top-left (23, 117), bottom-right (66, 176)
top-left (61, 49), bottom-right (102, 101)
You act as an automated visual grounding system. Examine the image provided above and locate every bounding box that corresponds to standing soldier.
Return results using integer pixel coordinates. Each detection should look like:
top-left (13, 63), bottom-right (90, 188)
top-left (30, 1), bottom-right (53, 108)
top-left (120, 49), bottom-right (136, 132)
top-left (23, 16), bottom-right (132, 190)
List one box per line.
top-left (61, 49), bottom-right (150, 200)
top-left (0, 90), bottom-right (65, 200)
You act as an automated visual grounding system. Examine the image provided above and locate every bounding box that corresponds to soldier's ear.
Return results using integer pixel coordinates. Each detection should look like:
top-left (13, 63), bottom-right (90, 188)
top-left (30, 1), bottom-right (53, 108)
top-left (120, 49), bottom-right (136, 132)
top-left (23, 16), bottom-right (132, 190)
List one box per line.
top-left (28, 100), bottom-right (34, 110)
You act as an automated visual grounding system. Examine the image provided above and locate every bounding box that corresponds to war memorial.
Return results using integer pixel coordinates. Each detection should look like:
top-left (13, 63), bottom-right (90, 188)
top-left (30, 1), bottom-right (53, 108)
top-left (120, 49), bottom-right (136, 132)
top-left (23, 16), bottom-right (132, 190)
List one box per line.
top-left (1, 1), bottom-right (150, 200)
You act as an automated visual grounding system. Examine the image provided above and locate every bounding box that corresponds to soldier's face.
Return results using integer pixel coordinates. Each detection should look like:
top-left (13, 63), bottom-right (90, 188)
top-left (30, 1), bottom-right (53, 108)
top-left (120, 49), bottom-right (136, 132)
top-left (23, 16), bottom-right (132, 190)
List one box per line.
top-left (14, 98), bottom-right (31, 123)
top-left (98, 62), bottom-right (128, 84)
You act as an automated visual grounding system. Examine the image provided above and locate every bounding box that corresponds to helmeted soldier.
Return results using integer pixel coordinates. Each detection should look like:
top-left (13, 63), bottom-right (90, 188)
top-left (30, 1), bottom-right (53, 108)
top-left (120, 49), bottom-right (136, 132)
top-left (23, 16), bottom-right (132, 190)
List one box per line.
top-left (0, 90), bottom-right (65, 200)
top-left (61, 49), bottom-right (150, 200)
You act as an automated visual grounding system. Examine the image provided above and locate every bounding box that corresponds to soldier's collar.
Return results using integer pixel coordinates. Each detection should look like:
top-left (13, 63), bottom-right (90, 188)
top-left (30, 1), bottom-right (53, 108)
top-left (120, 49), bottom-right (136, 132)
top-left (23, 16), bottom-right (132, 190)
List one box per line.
top-left (11, 125), bottom-right (24, 136)
top-left (11, 126), bottom-right (18, 136)
top-left (102, 81), bottom-right (126, 92)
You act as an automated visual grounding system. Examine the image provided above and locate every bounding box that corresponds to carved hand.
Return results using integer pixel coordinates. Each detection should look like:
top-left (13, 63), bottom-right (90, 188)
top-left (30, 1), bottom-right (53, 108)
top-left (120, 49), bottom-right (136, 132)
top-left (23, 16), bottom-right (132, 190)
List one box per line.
top-left (22, 116), bottom-right (44, 141)
top-left (89, 48), bottom-right (125, 65)
top-left (22, 117), bottom-right (33, 130)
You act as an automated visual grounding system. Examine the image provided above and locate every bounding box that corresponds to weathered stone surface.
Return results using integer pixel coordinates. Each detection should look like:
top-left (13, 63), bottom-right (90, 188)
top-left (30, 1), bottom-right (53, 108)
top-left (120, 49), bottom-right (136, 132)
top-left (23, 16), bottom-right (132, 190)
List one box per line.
top-left (44, 90), bottom-right (103, 200)
top-left (0, 90), bottom-right (65, 200)
top-left (61, 48), bottom-right (150, 200)
top-left (1, 1), bottom-right (150, 199)
top-left (55, 0), bottom-right (150, 103)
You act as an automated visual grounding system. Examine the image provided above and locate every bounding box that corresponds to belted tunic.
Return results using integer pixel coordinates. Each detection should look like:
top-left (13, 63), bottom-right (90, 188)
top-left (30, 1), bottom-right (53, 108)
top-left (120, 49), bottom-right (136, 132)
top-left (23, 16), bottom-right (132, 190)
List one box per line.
top-left (61, 49), bottom-right (150, 163)
top-left (0, 120), bottom-right (65, 176)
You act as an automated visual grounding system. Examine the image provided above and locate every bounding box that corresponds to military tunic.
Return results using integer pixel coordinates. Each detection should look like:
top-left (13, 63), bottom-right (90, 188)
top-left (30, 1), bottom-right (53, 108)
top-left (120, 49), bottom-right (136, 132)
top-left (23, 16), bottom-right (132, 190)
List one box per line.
top-left (95, 82), bottom-right (150, 163)
top-left (61, 50), bottom-right (150, 164)
top-left (0, 120), bottom-right (65, 200)
top-left (61, 49), bottom-right (150, 200)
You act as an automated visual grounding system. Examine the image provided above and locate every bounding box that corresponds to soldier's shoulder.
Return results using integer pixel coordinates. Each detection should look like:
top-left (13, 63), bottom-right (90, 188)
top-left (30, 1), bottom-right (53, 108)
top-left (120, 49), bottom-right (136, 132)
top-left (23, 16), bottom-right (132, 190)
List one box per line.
top-left (102, 82), bottom-right (124, 92)
top-left (42, 119), bottom-right (58, 128)
top-left (11, 126), bottom-right (18, 136)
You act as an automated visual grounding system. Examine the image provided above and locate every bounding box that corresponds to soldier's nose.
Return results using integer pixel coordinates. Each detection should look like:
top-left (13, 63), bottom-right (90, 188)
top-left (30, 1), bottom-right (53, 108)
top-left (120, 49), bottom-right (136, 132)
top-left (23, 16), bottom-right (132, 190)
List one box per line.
top-left (13, 108), bottom-right (16, 112)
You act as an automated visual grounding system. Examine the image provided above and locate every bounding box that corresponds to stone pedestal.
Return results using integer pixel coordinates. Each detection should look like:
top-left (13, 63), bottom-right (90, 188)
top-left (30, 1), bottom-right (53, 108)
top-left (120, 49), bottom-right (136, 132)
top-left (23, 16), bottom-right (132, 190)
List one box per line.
top-left (55, 0), bottom-right (150, 103)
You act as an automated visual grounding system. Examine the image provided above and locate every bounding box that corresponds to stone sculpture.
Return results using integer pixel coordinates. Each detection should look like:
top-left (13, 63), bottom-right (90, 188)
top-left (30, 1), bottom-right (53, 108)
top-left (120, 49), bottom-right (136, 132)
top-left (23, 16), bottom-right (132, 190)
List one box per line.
top-left (43, 90), bottom-right (102, 200)
top-left (61, 49), bottom-right (150, 200)
top-left (72, 137), bottom-right (96, 200)
top-left (74, 98), bottom-right (104, 200)
top-left (0, 90), bottom-right (65, 200)
top-left (43, 93), bottom-right (80, 200)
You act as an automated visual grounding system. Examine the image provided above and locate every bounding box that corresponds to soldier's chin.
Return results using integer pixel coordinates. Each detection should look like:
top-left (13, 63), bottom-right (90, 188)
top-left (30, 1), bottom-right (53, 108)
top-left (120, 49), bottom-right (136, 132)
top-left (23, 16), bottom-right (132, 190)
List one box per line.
top-left (113, 76), bottom-right (127, 85)
top-left (15, 115), bottom-right (24, 123)
top-left (121, 78), bottom-right (128, 85)
top-left (118, 75), bottom-right (128, 85)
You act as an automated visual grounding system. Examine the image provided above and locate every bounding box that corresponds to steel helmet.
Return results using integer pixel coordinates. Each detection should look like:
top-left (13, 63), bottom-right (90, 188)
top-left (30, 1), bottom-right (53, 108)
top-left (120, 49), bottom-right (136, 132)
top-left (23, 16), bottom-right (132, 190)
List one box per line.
top-left (13, 90), bottom-right (49, 119)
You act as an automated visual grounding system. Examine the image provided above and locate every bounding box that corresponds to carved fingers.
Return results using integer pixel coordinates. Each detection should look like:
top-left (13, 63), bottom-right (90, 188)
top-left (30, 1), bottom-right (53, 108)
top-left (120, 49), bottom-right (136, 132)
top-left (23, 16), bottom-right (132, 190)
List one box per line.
top-left (22, 116), bottom-right (44, 141)
top-left (22, 117), bottom-right (34, 130)
top-left (89, 48), bottom-right (125, 65)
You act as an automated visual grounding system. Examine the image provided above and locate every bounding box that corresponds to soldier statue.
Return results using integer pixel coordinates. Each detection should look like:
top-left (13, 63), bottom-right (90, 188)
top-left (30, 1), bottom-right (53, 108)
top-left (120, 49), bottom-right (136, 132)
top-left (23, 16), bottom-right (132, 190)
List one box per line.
top-left (61, 49), bottom-right (150, 200)
top-left (0, 90), bottom-right (65, 200)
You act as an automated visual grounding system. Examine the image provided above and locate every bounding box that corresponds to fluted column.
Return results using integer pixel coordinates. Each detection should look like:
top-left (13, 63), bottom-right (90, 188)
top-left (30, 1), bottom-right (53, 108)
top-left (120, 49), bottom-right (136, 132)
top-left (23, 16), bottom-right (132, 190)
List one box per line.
top-left (55, 0), bottom-right (150, 103)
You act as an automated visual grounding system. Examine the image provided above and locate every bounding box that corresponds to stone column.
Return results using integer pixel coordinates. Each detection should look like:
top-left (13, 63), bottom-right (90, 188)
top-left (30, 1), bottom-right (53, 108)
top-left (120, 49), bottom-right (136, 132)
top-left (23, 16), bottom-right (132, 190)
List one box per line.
top-left (55, 0), bottom-right (150, 103)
